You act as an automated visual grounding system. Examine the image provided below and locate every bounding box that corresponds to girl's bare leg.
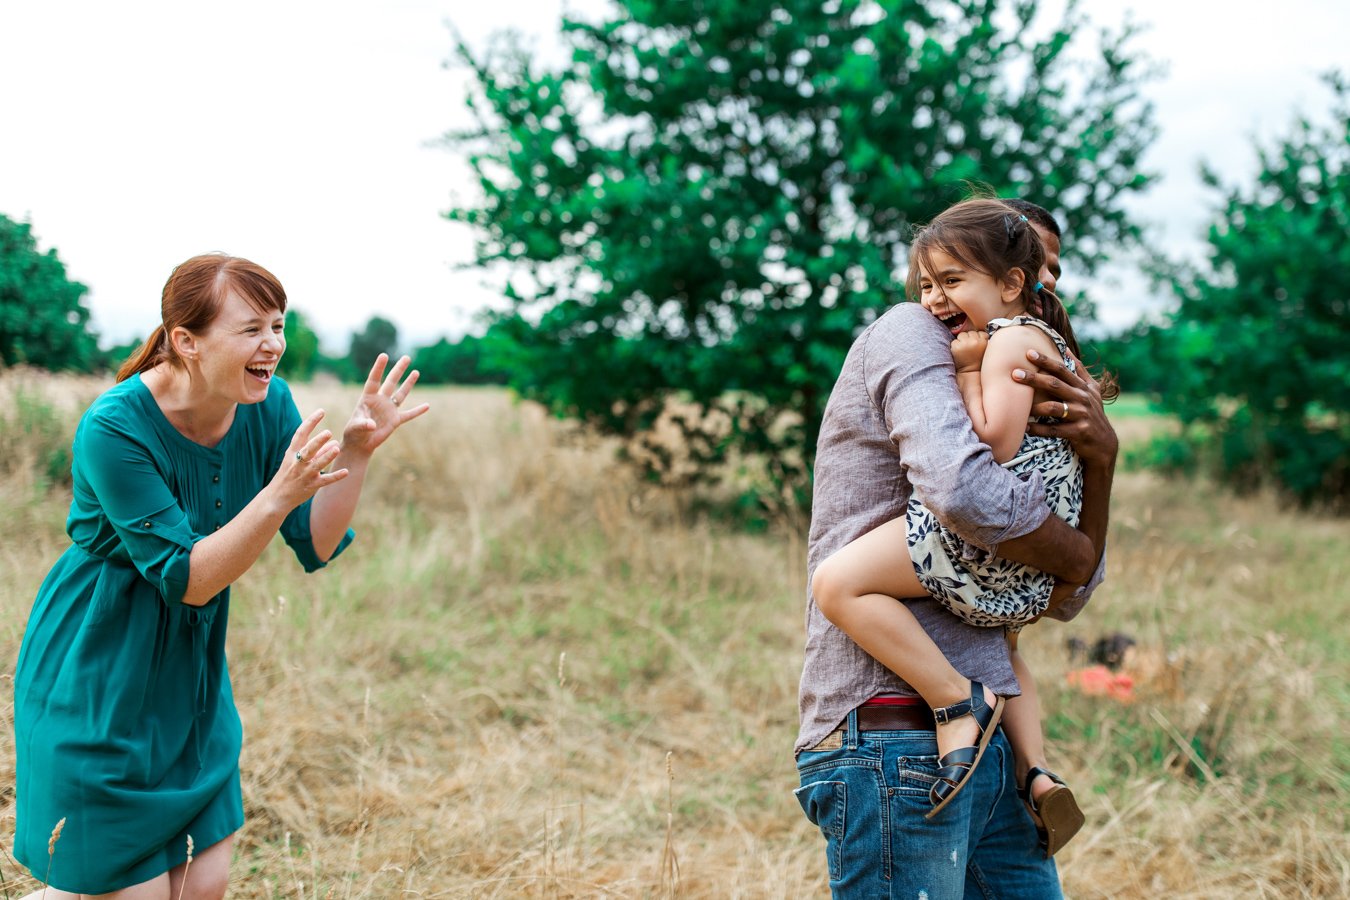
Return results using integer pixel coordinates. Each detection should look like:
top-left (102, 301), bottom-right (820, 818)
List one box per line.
top-left (812, 518), bottom-right (996, 758)
top-left (1004, 633), bottom-right (1056, 801)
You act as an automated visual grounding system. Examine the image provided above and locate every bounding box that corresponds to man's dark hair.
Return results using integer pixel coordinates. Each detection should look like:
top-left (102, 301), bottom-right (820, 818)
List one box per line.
top-left (1002, 198), bottom-right (1061, 240)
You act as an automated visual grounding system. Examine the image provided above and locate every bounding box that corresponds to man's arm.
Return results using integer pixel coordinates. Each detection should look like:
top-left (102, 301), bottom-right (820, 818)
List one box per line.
top-left (867, 306), bottom-right (1115, 588)
top-left (867, 305), bottom-right (1054, 550)
top-left (1003, 347), bottom-right (1118, 596)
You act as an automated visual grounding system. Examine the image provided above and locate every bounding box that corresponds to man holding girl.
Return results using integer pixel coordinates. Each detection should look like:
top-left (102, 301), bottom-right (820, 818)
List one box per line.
top-left (795, 198), bottom-right (1116, 898)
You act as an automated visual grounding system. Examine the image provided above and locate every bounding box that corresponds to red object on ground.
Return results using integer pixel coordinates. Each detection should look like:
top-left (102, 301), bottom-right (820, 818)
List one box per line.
top-left (1066, 664), bottom-right (1135, 702)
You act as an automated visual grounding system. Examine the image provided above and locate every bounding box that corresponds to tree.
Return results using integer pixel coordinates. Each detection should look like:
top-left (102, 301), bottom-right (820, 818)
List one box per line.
top-left (1152, 75), bottom-right (1350, 505)
top-left (281, 307), bottom-right (323, 381)
top-left (347, 316), bottom-right (399, 380)
top-left (412, 331), bottom-right (512, 386)
top-left (446, 0), bottom-right (1156, 492)
top-left (0, 214), bottom-right (100, 371)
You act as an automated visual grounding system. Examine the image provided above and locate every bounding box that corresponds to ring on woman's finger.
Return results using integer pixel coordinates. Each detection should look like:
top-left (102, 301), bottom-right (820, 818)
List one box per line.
top-left (392, 396), bottom-right (403, 407)
top-left (295, 451), bottom-right (308, 463)
top-left (1060, 401), bottom-right (1070, 419)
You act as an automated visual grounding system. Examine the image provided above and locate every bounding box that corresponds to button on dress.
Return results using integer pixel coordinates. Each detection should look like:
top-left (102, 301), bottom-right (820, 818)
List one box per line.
top-left (13, 374), bottom-right (353, 893)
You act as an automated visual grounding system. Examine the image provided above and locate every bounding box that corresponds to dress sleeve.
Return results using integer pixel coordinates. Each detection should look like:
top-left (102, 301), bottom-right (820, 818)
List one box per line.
top-left (267, 380), bottom-right (355, 573)
top-left (863, 304), bottom-right (1050, 551)
top-left (78, 413), bottom-right (200, 605)
top-left (279, 499), bottom-right (354, 572)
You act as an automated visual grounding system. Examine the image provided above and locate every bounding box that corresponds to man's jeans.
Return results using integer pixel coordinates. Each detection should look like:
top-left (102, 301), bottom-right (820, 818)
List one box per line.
top-left (795, 711), bottom-right (1061, 899)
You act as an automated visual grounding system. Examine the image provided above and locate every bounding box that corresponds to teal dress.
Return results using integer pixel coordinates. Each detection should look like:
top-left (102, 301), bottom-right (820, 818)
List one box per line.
top-left (13, 374), bottom-right (353, 893)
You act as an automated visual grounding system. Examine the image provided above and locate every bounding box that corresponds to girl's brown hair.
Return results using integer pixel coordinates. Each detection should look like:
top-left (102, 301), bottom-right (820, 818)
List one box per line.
top-left (116, 254), bottom-right (287, 383)
top-left (906, 198), bottom-right (1118, 400)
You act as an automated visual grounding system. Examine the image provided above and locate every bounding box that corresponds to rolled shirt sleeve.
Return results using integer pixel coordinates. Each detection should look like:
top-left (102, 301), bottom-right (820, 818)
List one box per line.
top-left (280, 499), bottom-right (354, 572)
top-left (77, 414), bottom-right (201, 605)
top-left (863, 305), bottom-right (1050, 551)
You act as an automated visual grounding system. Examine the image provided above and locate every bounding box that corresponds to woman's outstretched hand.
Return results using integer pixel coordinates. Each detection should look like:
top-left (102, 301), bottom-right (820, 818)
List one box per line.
top-left (271, 409), bottom-right (349, 509)
top-left (1012, 349), bottom-right (1118, 470)
top-left (340, 353), bottom-right (430, 456)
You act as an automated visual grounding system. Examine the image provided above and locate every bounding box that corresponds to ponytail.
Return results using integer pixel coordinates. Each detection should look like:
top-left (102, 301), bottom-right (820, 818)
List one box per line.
top-left (1033, 287), bottom-right (1120, 402)
top-left (1034, 289), bottom-right (1079, 359)
top-left (115, 325), bottom-right (170, 383)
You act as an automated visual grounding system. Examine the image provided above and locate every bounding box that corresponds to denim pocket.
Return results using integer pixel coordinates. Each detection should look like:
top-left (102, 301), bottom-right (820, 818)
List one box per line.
top-left (794, 779), bottom-right (845, 882)
top-left (896, 754), bottom-right (940, 796)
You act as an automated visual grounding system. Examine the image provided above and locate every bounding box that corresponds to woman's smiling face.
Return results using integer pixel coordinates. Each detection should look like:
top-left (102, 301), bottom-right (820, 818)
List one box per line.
top-left (187, 290), bottom-right (286, 404)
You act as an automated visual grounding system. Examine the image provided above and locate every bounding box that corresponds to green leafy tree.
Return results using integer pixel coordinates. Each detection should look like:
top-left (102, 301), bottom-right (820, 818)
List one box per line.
top-left (1090, 320), bottom-right (1172, 398)
top-left (281, 307), bottom-right (322, 381)
top-left (347, 316), bottom-right (399, 381)
top-left (447, 0), bottom-right (1156, 490)
top-left (0, 214), bottom-right (100, 371)
top-left (413, 332), bottom-right (512, 386)
top-left (104, 337), bottom-right (145, 375)
top-left (1152, 75), bottom-right (1350, 505)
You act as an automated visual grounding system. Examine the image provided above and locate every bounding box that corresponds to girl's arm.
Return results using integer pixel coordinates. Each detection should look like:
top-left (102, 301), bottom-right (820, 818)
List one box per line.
top-left (950, 330), bottom-right (990, 443)
top-left (968, 326), bottom-right (1060, 462)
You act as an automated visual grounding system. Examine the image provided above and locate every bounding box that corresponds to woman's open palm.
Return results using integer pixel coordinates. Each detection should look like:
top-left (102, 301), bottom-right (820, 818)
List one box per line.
top-left (341, 353), bottom-right (430, 455)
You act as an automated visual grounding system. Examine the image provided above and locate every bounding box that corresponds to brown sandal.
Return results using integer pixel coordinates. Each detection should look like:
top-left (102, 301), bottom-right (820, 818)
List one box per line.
top-left (1019, 767), bottom-right (1084, 857)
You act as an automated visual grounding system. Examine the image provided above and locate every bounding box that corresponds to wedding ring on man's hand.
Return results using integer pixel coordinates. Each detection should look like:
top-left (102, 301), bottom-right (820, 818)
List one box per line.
top-left (1060, 401), bottom-right (1069, 419)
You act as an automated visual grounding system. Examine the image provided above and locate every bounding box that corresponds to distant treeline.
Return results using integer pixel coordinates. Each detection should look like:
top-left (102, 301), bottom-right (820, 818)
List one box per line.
top-left (99, 311), bottom-right (514, 389)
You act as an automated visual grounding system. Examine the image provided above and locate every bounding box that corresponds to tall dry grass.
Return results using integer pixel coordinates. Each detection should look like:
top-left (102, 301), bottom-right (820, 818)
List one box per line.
top-left (1, 371), bottom-right (1346, 898)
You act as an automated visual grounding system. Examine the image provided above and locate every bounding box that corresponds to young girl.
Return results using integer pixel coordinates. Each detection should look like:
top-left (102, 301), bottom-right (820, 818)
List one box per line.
top-left (812, 198), bottom-right (1112, 857)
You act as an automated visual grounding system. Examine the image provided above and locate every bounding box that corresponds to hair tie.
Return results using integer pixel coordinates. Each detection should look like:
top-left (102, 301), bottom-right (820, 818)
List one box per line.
top-left (1033, 281), bottom-right (1044, 293)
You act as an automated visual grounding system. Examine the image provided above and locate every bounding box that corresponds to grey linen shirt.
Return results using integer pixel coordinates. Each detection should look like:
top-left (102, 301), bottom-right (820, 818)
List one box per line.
top-left (797, 303), bottom-right (1102, 755)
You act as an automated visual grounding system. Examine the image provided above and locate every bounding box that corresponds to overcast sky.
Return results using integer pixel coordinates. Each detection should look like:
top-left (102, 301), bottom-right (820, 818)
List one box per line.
top-left (2, 1), bottom-right (1347, 351)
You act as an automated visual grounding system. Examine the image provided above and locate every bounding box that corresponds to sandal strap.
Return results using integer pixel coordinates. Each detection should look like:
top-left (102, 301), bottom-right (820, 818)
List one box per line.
top-left (1018, 766), bottom-right (1068, 808)
top-left (932, 679), bottom-right (990, 726)
top-left (937, 745), bottom-right (980, 770)
top-left (931, 697), bottom-right (971, 726)
top-left (930, 774), bottom-right (961, 805)
top-left (930, 755), bottom-right (976, 803)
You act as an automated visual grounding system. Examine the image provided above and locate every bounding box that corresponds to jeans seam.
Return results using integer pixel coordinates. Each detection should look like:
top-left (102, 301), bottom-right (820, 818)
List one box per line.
top-left (983, 737), bottom-right (1008, 831)
top-left (966, 857), bottom-right (994, 898)
top-left (878, 764), bottom-right (892, 882)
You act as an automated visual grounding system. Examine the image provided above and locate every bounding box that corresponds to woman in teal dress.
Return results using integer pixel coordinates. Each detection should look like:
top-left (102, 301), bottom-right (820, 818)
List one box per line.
top-left (12, 254), bottom-right (428, 900)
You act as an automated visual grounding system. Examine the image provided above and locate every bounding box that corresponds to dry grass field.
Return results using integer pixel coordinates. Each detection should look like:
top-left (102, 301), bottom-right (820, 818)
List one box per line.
top-left (1, 368), bottom-right (1347, 898)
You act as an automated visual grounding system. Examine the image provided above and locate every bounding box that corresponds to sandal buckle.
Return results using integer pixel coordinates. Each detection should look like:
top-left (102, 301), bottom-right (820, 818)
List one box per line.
top-left (931, 697), bottom-right (971, 726)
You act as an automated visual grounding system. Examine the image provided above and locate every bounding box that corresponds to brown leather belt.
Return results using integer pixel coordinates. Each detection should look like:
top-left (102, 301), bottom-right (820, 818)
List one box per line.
top-left (807, 703), bottom-right (938, 751)
top-left (857, 703), bottom-right (935, 731)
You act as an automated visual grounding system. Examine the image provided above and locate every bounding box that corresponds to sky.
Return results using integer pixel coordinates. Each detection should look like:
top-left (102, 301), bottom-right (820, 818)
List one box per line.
top-left (2, 0), bottom-right (1348, 351)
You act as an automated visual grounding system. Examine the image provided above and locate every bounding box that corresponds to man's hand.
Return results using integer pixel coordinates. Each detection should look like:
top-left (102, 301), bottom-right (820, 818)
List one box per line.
top-left (1013, 349), bottom-right (1118, 470)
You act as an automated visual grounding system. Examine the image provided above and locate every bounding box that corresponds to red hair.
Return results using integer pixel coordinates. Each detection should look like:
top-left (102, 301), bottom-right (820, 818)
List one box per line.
top-left (116, 254), bottom-right (287, 383)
